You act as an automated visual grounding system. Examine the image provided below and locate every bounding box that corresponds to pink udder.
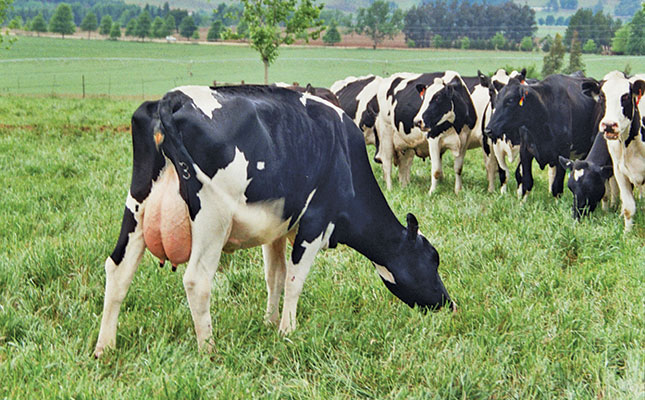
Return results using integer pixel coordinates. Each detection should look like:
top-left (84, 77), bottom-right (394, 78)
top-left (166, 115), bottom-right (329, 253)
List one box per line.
top-left (142, 166), bottom-right (192, 266)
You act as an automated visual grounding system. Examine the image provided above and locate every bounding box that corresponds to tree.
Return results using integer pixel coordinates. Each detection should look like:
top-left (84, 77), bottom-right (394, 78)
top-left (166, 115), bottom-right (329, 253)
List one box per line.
top-left (152, 16), bottom-right (167, 38)
top-left (582, 39), bottom-right (597, 53)
top-left (207, 20), bottom-right (223, 41)
top-left (49, 3), bottom-right (76, 39)
top-left (179, 15), bottom-right (196, 39)
top-left (322, 21), bottom-right (341, 45)
top-left (80, 11), bottom-right (98, 39)
top-left (99, 15), bottom-right (113, 36)
top-left (164, 14), bottom-right (176, 35)
top-left (110, 22), bottom-right (121, 40)
top-left (520, 36), bottom-right (534, 51)
top-left (31, 13), bottom-right (47, 36)
top-left (560, 0), bottom-right (578, 10)
top-left (8, 15), bottom-right (22, 29)
top-left (192, 30), bottom-right (200, 40)
top-left (626, 3), bottom-right (645, 55)
top-left (611, 24), bottom-right (630, 54)
top-left (125, 18), bottom-right (137, 36)
top-left (239, 0), bottom-right (324, 84)
top-left (354, 0), bottom-right (403, 50)
top-left (460, 36), bottom-right (470, 49)
top-left (565, 30), bottom-right (585, 74)
top-left (491, 32), bottom-right (506, 50)
top-left (542, 33), bottom-right (565, 76)
top-left (135, 11), bottom-right (152, 40)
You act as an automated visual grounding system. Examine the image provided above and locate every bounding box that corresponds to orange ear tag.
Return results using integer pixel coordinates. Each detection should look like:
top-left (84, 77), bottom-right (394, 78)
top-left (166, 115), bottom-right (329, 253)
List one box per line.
top-left (519, 95), bottom-right (525, 107)
top-left (637, 90), bottom-right (643, 107)
top-left (419, 88), bottom-right (426, 99)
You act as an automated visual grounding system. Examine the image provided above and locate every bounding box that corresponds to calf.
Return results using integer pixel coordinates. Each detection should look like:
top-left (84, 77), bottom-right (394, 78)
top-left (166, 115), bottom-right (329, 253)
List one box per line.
top-left (582, 71), bottom-right (645, 231)
top-left (559, 130), bottom-right (615, 218)
top-left (485, 74), bottom-right (598, 199)
top-left (94, 85), bottom-right (452, 357)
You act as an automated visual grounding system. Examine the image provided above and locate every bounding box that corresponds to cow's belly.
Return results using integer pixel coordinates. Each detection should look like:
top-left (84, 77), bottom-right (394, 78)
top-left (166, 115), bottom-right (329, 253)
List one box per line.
top-left (223, 199), bottom-right (293, 252)
top-left (142, 165), bottom-right (192, 266)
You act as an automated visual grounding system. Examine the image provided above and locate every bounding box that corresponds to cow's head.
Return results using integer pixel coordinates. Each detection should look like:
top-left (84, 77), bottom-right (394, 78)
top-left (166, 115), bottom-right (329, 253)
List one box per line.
top-left (484, 79), bottom-right (536, 143)
top-left (560, 156), bottom-right (613, 219)
top-left (583, 72), bottom-right (645, 142)
top-left (377, 213), bottom-right (452, 312)
top-left (413, 74), bottom-right (465, 138)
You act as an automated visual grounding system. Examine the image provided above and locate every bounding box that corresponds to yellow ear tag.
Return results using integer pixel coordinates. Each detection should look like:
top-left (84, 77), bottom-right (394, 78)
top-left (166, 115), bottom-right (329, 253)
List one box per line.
top-left (519, 95), bottom-right (525, 107)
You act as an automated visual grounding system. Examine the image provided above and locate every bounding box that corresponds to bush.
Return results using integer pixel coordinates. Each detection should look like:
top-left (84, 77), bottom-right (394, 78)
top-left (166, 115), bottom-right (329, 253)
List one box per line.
top-left (460, 36), bottom-right (470, 49)
top-left (406, 38), bottom-right (415, 48)
top-left (582, 39), bottom-right (597, 53)
top-left (520, 36), bottom-right (534, 51)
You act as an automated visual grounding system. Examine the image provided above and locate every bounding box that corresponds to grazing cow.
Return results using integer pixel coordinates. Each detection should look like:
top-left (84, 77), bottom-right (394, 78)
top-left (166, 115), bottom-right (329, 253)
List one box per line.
top-left (412, 71), bottom-right (499, 194)
top-left (582, 71), bottom-right (645, 231)
top-left (331, 75), bottom-right (383, 149)
top-left (94, 85), bottom-right (452, 358)
top-left (484, 74), bottom-right (598, 198)
top-left (559, 131), bottom-right (615, 218)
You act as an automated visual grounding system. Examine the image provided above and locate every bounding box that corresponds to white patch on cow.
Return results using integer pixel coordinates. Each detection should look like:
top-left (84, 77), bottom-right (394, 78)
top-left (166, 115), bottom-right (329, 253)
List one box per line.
top-left (393, 73), bottom-right (422, 95)
top-left (492, 69), bottom-right (510, 85)
top-left (573, 168), bottom-right (585, 181)
top-left (192, 148), bottom-right (296, 253)
top-left (125, 192), bottom-right (141, 215)
top-left (175, 86), bottom-right (222, 119)
top-left (600, 73), bottom-right (633, 140)
top-left (300, 93), bottom-right (345, 120)
top-left (330, 74), bottom-right (375, 94)
top-left (257, 161), bottom-right (265, 170)
top-left (373, 262), bottom-right (396, 284)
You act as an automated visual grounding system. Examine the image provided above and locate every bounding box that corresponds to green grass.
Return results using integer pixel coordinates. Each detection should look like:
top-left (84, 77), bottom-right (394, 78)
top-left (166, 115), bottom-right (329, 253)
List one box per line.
top-left (1, 36), bottom-right (644, 97)
top-left (1, 94), bottom-right (644, 399)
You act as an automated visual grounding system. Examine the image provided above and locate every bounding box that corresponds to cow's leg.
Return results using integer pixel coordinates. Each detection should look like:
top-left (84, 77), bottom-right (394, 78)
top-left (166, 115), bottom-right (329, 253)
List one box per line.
top-left (518, 146), bottom-right (534, 200)
top-left (375, 119), bottom-right (394, 190)
top-left (279, 222), bottom-right (332, 335)
top-left (398, 149), bottom-right (415, 188)
top-left (614, 170), bottom-right (636, 232)
top-left (182, 216), bottom-right (232, 351)
top-left (451, 134), bottom-right (467, 195)
top-left (547, 165), bottom-right (557, 195)
top-left (515, 163), bottom-right (523, 197)
top-left (428, 136), bottom-right (443, 195)
top-left (95, 200), bottom-right (146, 358)
top-left (262, 236), bottom-right (287, 325)
top-left (484, 151), bottom-right (498, 194)
top-left (550, 164), bottom-right (566, 198)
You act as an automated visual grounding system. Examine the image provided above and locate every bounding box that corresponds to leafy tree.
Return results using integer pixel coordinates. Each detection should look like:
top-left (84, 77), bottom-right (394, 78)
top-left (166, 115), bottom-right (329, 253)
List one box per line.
top-left (626, 4), bottom-right (645, 55)
top-left (191, 29), bottom-right (200, 40)
top-left (582, 39), bottom-right (597, 53)
top-left (542, 33), bottom-right (565, 76)
top-left (135, 11), bottom-right (152, 40)
top-left (99, 15), bottom-right (113, 36)
top-left (565, 9), bottom-right (619, 50)
top-left (179, 15), bottom-right (196, 39)
top-left (109, 22), bottom-right (121, 40)
top-left (236, 19), bottom-right (249, 38)
top-left (151, 16), bottom-right (167, 38)
top-left (432, 34), bottom-right (443, 48)
top-left (546, 0), bottom-right (559, 11)
top-left (611, 24), bottom-right (630, 54)
top-left (460, 36), bottom-right (470, 49)
top-left (565, 30), bottom-right (585, 74)
top-left (520, 36), bottom-right (534, 51)
top-left (80, 11), bottom-right (97, 38)
top-left (207, 20), bottom-right (223, 41)
top-left (8, 15), bottom-right (23, 29)
top-left (541, 34), bottom-right (553, 52)
top-left (49, 3), bottom-right (76, 39)
top-left (31, 13), bottom-right (47, 36)
top-left (354, 0), bottom-right (403, 50)
top-left (125, 18), bottom-right (136, 36)
top-left (322, 21), bottom-right (341, 45)
top-left (491, 32), bottom-right (506, 50)
top-left (239, 0), bottom-right (324, 84)
top-left (164, 14), bottom-right (176, 35)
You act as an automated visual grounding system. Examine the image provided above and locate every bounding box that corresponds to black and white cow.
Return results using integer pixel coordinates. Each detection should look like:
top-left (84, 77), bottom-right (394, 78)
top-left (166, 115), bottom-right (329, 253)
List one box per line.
top-left (94, 85), bottom-right (452, 357)
top-left (559, 130), bottom-right (615, 218)
top-left (582, 71), bottom-right (645, 231)
top-left (412, 71), bottom-right (500, 194)
top-left (331, 75), bottom-right (383, 149)
top-left (484, 74), bottom-right (599, 198)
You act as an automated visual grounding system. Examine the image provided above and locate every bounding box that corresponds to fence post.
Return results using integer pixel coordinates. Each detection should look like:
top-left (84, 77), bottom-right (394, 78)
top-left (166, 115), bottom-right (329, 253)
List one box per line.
top-left (82, 75), bottom-right (85, 99)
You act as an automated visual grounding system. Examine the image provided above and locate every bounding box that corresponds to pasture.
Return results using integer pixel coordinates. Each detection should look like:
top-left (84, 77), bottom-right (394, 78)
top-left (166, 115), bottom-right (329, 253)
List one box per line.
top-left (0, 37), bottom-right (644, 398)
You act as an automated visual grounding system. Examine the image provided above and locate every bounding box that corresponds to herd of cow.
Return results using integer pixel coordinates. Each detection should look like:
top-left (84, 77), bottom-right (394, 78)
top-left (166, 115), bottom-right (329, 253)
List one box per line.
top-left (330, 69), bottom-right (645, 231)
top-left (93, 68), bottom-right (644, 357)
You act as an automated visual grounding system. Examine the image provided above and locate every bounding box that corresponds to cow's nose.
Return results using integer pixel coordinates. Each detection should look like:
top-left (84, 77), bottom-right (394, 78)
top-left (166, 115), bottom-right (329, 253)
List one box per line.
top-left (414, 119), bottom-right (423, 128)
top-left (601, 121), bottom-right (618, 133)
top-left (484, 127), bottom-right (492, 137)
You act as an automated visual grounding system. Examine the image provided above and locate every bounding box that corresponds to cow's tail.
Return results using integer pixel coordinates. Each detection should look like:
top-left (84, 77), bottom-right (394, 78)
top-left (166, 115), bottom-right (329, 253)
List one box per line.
top-left (157, 91), bottom-right (202, 220)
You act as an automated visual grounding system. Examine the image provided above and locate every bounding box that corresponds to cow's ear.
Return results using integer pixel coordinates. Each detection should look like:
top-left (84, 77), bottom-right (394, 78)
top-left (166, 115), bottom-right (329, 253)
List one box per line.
top-left (559, 155), bottom-right (573, 170)
top-left (493, 81), bottom-right (505, 92)
top-left (632, 80), bottom-right (645, 104)
top-left (582, 80), bottom-right (601, 100)
top-left (519, 68), bottom-right (527, 82)
top-left (600, 165), bottom-right (614, 180)
top-left (416, 84), bottom-right (427, 98)
top-left (406, 213), bottom-right (419, 241)
top-left (478, 70), bottom-right (490, 87)
top-left (305, 83), bottom-right (316, 95)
